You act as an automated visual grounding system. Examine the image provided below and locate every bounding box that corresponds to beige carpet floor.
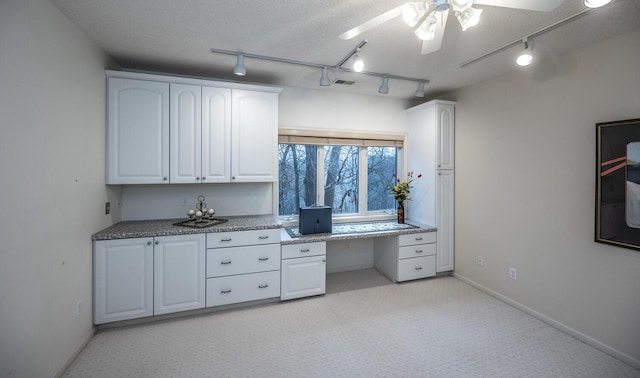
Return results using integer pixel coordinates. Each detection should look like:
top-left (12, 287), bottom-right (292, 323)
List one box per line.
top-left (63, 272), bottom-right (640, 377)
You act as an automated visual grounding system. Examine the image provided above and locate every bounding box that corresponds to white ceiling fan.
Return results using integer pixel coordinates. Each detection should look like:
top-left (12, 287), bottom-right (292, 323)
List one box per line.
top-left (339, 0), bottom-right (567, 55)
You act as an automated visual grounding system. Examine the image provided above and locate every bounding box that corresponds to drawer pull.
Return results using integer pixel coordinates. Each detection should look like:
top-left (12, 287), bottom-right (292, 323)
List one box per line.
top-left (220, 238), bottom-right (232, 242)
top-left (258, 257), bottom-right (269, 261)
top-left (258, 236), bottom-right (269, 240)
top-left (415, 237), bottom-right (423, 241)
top-left (415, 249), bottom-right (423, 254)
top-left (220, 289), bottom-right (232, 294)
top-left (415, 266), bottom-right (423, 270)
top-left (300, 248), bottom-right (310, 252)
top-left (220, 260), bottom-right (232, 265)
top-left (258, 284), bottom-right (269, 289)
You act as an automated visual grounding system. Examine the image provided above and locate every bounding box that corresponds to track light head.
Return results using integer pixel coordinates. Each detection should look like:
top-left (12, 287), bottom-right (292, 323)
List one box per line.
top-left (378, 77), bottom-right (389, 94)
top-left (516, 39), bottom-right (533, 66)
top-left (233, 54), bottom-right (246, 76)
top-left (320, 67), bottom-right (330, 86)
top-left (414, 82), bottom-right (426, 98)
top-left (584, 0), bottom-right (612, 8)
top-left (353, 49), bottom-right (366, 72)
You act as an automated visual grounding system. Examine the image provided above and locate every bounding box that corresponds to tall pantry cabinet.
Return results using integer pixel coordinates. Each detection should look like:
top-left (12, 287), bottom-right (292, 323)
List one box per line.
top-left (406, 100), bottom-right (455, 273)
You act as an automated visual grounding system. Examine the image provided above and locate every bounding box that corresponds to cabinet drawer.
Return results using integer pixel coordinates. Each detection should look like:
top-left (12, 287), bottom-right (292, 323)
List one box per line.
top-left (397, 255), bottom-right (436, 282)
top-left (398, 243), bottom-right (436, 259)
top-left (206, 228), bottom-right (281, 248)
top-left (399, 232), bottom-right (436, 246)
top-left (206, 270), bottom-right (280, 307)
top-left (206, 244), bottom-right (280, 278)
top-left (281, 242), bottom-right (326, 259)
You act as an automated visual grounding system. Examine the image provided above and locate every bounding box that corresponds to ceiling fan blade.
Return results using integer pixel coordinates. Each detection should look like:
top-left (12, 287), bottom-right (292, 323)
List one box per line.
top-left (474, 0), bottom-right (566, 12)
top-left (339, 5), bottom-right (404, 40)
top-left (421, 10), bottom-right (448, 55)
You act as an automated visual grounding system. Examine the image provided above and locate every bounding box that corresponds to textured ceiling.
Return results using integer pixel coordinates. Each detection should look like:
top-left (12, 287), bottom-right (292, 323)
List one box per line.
top-left (49, 0), bottom-right (640, 100)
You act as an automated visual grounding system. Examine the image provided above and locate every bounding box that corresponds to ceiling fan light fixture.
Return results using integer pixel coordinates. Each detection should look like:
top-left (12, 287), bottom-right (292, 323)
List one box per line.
top-left (353, 49), bottom-right (366, 72)
top-left (378, 77), bottom-right (389, 94)
top-left (516, 39), bottom-right (533, 66)
top-left (456, 7), bottom-right (483, 31)
top-left (584, 0), bottom-right (612, 8)
top-left (415, 13), bottom-right (438, 41)
top-left (233, 54), bottom-right (246, 76)
top-left (320, 67), bottom-right (330, 86)
top-left (414, 81), bottom-right (426, 98)
top-left (433, 0), bottom-right (451, 12)
top-left (402, 2), bottom-right (427, 27)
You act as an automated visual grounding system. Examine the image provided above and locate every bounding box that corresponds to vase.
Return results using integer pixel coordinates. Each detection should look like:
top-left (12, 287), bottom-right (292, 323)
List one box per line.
top-left (397, 201), bottom-right (405, 224)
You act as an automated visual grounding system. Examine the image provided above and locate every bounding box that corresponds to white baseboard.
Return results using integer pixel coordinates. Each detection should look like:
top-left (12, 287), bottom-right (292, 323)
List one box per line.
top-left (453, 273), bottom-right (640, 370)
top-left (55, 326), bottom-right (96, 377)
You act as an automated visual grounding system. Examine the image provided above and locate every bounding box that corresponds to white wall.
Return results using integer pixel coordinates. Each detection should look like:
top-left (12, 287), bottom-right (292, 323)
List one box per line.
top-left (0, 1), bottom-right (119, 376)
top-left (451, 29), bottom-right (640, 366)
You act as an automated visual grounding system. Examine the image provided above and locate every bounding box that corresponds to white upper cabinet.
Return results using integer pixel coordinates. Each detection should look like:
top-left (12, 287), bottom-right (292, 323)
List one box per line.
top-left (437, 104), bottom-right (455, 170)
top-left (202, 86), bottom-right (232, 182)
top-left (107, 78), bottom-right (169, 184)
top-left (170, 83), bottom-right (202, 183)
top-left (105, 71), bottom-right (280, 185)
top-left (231, 90), bottom-right (279, 182)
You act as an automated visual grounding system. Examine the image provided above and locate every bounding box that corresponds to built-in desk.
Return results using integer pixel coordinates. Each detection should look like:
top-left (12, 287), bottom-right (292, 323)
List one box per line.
top-left (279, 220), bottom-right (437, 301)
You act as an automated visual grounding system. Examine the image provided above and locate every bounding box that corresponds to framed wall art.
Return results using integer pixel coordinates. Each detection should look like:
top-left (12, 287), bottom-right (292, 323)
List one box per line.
top-left (596, 118), bottom-right (640, 251)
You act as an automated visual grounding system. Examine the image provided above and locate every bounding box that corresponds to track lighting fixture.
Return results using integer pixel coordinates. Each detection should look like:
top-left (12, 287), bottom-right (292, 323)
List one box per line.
top-left (353, 49), bottom-right (366, 72)
top-left (378, 77), bottom-right (389, 94)
top-left (414, 82), bottom-right (426, 98)
top-left (515, 38), bottom-right (533, 66)
top-left (233, 54), bottom-right (246, 76)
top-left (584, 0), bottom-right (612, 8)
top-left (211, 40), bottom-right (429, 98)
top-left (320, 67), bottom-right (330, 86)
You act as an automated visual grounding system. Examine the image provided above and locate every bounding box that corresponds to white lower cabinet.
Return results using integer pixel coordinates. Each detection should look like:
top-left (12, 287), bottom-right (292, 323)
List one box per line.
top-left (280, 242), bottom-right (326, 301)
top-left (205, 229), bottom-right (281, 307)
top-left (373, 232), bottom-right (437, 282)
top-left (94, 234), bottom-right (205, 324)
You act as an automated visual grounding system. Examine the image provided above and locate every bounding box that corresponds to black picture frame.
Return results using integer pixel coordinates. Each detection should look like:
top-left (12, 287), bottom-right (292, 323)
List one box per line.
top-left (595, 118), bottom-right (640, 251)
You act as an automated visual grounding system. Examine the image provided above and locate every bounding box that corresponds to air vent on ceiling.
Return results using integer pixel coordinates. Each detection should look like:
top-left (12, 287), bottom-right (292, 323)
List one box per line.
top-left (333, 79), bottom-right (356, 85)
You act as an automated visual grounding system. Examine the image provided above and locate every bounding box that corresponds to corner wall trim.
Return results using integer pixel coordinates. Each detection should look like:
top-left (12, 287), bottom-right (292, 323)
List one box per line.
top-left (54, 327), bottom-right (96, 378)
top-left (453, 273), bottom-right (640, 370)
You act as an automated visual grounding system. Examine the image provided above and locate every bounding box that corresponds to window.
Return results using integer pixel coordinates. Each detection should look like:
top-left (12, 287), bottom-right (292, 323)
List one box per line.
top-left (278, 143), bottom-right (400, 217)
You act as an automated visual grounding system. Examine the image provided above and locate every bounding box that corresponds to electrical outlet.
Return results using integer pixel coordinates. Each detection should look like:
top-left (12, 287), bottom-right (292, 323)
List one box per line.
top-left (477, 256), bottom-right (484, 266)
top-left (509, 267), bottom-right (517, 280)
top-left (344, 243), bottom-right (350, 249)
top-left (75, 300), bottom-right (83, 319)
top-left (105, 202), bottom-right (110, 215)
top-left (180, 196), bottom-right (189, 206)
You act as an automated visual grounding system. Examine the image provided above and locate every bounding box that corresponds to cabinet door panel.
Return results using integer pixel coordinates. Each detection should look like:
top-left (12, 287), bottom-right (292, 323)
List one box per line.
top-left (281, 255), bottom-right (326, 301)
top-left (231, 90), bottom-right (278, 182)
top-left (436, 170), bottom-right (455, 272)
top-left (154, 234), bottom-right (206, 315)
top-left (437, 104), bottom-right (455, 170)
top-left (202, 87), bottom-right (232, 182)
top-left (107, 78), bottom-right (169, 184)
top-left (94, 238), bottom-right (153, 324)
top-left (170, 84), bottom-right (202, 183)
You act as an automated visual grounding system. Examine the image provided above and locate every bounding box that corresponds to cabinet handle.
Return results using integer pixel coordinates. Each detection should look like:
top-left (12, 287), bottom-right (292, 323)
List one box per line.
top-left (202, 177), bottom-right (206, 181)
top-left (415, 249), bottom-right (423, 254)
top-left (258, 284), bottom-right (269, 289)
top-left (154, 241), bottom-right (159, 245)
top-left (196, 177), bottom-right (200, 181)
top-left (220, 260), bottom-right (232, 265)
top-left (220, 238), bottom-right (232, 242)
top-left (147, 241), bottom-right (152, 246)
top-left (415, 266), bottom-right (423, 270)
top-left (300, 248), bottom-right (310, 252)
top-left (415, 237), bottom-right (423, 241)
top-left (220, 289), bottom-right (232, 294)
top-left (163, 177), bottom-right (167, 181)
top-left (258, 236), bottom-right (269, 240)
top-left (258, 257), bottom-right (269, 261)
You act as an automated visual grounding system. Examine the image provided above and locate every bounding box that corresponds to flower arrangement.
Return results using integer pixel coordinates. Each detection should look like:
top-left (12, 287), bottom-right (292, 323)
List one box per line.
top-left (391, 171), bottom-right (422, 204)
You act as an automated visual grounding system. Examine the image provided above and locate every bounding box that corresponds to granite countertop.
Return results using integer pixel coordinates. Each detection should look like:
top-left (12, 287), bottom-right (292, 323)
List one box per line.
top-left (92, 214), bottom-right (282, 241)
top-left (280, 220), bottom-right (436, 245)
